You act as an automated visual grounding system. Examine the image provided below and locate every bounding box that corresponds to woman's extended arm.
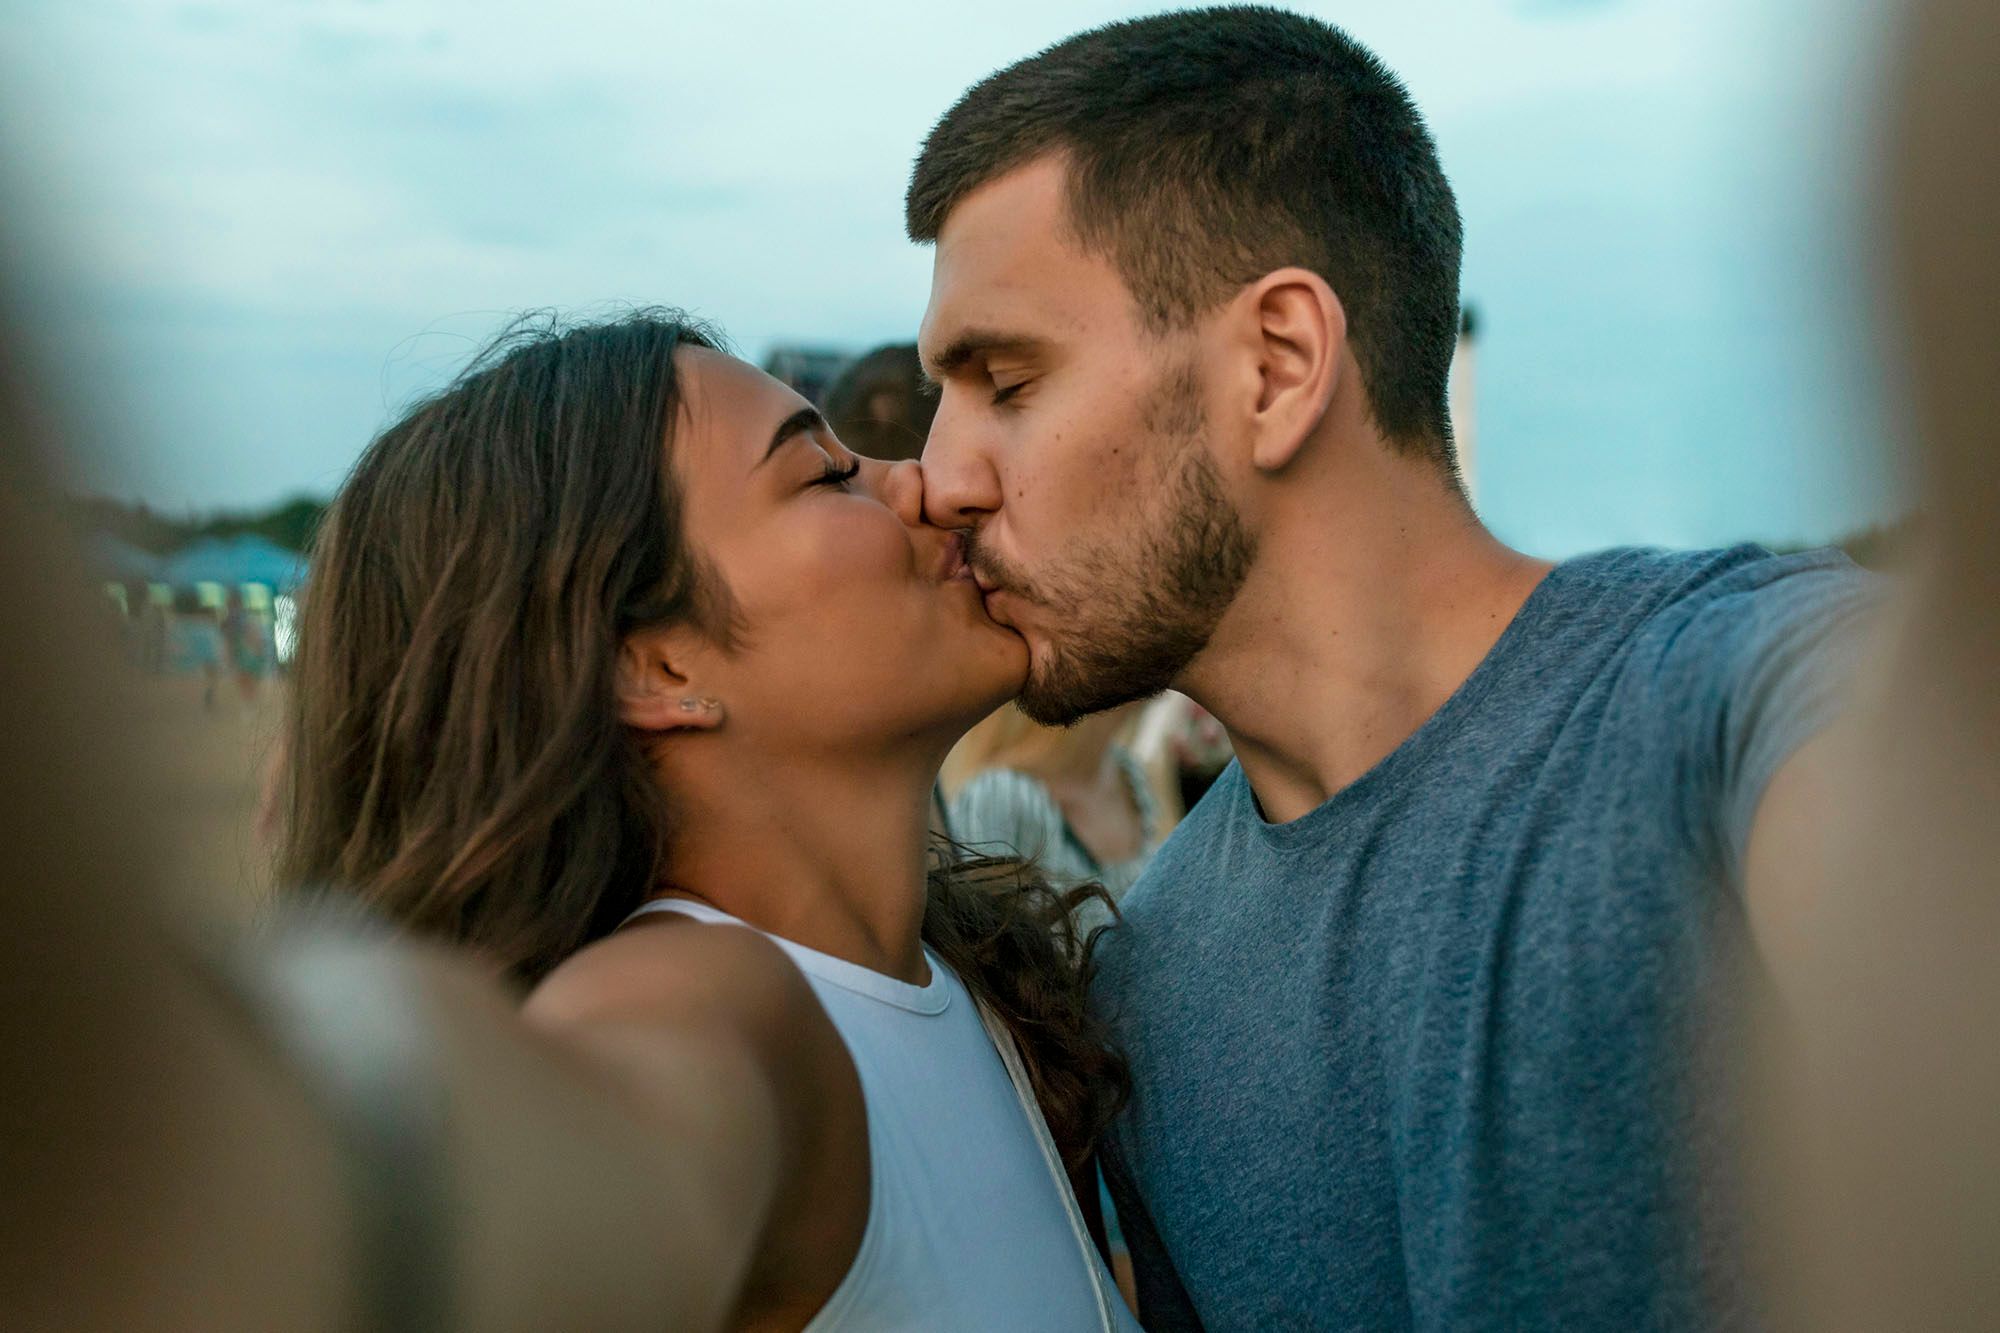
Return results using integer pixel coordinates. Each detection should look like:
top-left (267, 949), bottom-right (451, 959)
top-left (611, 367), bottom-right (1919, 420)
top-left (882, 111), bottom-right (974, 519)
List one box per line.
top-left (521, 917), bottom-right (870, 1329)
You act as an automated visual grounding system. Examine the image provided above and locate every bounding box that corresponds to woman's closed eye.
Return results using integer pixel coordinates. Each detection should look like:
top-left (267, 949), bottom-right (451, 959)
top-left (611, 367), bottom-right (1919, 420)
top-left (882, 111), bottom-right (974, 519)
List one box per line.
top-left (809, 457), bottom-right (862, 490)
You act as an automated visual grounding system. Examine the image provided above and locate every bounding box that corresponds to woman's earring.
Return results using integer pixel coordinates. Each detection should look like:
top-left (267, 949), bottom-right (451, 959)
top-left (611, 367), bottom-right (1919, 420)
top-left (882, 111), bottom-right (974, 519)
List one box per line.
top-left (678, 697), bottom-right (700, 714)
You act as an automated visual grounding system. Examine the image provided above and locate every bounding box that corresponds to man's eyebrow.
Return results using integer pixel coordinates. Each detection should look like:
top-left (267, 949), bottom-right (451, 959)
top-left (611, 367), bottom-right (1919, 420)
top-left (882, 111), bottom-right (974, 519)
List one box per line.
top-left (923, 330), bottom-right (1050, 382)
top-left (756, 405), bottom-right (827, 468)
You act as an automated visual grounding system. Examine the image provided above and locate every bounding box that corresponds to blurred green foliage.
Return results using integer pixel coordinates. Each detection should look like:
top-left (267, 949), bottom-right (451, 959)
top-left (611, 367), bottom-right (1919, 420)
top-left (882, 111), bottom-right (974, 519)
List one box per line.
top-left (65, 494), bottom-right (326, 555)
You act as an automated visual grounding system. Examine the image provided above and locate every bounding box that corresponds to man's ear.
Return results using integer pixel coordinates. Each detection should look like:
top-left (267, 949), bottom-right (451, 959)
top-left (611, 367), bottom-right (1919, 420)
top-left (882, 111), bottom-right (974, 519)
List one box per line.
top-left (1239, 267), bottom-right (1344, 474)
top-left (615, 627), bottom-right (725, 733)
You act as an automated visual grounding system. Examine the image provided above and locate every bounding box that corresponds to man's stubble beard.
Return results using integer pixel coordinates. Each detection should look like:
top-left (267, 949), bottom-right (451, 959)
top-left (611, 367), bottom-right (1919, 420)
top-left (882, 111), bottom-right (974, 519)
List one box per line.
top-left (975, 358), bottom-right (1257, 727)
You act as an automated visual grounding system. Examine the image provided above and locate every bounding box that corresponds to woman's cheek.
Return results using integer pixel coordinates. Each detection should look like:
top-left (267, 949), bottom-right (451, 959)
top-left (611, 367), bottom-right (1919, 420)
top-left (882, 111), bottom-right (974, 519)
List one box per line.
top-left (827, 507), bottom-right (911, 579)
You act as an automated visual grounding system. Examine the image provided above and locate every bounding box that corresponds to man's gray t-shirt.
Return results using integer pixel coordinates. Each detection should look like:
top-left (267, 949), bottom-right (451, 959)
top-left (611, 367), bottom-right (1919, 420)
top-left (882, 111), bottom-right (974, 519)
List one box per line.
top-left (1092, 545), bottom-right (1876, 1331)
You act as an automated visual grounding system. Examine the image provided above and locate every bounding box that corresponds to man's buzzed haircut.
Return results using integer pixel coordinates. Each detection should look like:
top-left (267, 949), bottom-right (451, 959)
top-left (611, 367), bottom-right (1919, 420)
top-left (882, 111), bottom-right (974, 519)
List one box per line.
top-left (906, 5), bottom-right (1464, 469)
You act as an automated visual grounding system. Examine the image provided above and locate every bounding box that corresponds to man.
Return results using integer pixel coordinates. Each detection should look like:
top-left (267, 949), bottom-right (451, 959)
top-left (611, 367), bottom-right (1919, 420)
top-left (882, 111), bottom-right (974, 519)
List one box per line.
top-left (910, 7), bottom-right (1876, 1329)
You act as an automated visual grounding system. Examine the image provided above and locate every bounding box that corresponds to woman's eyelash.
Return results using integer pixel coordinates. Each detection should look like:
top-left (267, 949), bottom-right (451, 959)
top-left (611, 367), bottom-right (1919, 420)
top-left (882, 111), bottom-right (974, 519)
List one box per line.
top-left (991, 382), bottom-right (1026, 406)
top-left (811, 458), bottom-right (862, 488)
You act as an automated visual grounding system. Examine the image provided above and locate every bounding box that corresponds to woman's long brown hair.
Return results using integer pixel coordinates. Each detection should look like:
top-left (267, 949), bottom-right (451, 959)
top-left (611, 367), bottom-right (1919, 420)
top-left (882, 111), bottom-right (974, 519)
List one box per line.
top-left (282, 310), bottom-right (1126, 1169)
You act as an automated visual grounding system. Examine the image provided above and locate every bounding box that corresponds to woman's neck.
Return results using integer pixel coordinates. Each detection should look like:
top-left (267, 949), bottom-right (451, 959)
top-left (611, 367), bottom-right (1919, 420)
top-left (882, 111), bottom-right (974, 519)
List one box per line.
top-left (652, 741), bottom-right (938, 985)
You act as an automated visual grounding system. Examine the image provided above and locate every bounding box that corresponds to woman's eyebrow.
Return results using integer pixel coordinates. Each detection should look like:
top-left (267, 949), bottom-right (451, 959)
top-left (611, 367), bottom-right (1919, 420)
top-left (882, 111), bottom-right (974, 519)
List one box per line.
top-left (754, 406), bottom-right (827, 469)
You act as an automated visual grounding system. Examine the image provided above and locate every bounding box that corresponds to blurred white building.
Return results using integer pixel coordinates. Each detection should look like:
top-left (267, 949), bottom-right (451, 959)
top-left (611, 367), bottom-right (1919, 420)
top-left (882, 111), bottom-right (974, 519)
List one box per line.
top-left (1449, 305), bottom-right (1480, 503)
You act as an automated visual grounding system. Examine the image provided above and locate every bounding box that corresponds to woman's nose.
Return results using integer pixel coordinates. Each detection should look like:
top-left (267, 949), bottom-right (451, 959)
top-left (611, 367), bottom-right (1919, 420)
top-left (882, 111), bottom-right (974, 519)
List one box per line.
top-left (879, 457), bottom-right (926, 527)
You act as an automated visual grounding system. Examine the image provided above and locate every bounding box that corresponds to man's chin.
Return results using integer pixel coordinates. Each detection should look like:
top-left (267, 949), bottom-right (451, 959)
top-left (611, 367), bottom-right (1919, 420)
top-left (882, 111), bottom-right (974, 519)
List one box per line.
top-left (1019, 632), bottom-right (1197, 726)
top-left (977, 584), bottom-right (1027, 635)
top-left (1017, 654), bottom-right (1103, 728)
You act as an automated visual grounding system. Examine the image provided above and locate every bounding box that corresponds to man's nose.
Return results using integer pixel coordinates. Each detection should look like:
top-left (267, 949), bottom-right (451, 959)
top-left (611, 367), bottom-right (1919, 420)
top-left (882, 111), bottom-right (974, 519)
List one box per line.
top-left (918, 396), bottom-right (1002, 529)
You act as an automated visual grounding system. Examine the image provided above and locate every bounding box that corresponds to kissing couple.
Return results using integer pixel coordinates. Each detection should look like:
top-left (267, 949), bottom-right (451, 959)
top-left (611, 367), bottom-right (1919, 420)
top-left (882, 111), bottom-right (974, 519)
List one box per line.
top-left (286, 8), bottom-right (1875, 1329)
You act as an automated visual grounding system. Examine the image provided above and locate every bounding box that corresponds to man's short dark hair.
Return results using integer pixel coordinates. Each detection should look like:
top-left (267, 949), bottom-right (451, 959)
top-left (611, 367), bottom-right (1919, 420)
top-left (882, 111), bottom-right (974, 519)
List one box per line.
top-left (907, 6), bottom-right (1464, 469)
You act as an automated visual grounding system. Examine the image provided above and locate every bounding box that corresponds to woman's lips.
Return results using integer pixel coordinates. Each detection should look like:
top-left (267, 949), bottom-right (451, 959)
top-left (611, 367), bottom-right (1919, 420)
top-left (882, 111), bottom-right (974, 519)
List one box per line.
top-left (936, 530), bottom-right (975, 584)
top-left (937, 535), bottom-right (1021, 631)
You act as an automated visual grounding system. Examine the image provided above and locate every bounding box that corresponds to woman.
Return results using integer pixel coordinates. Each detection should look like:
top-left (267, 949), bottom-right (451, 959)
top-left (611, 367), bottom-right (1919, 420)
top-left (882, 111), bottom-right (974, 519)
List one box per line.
top-left (282, 311), bottom-right (1140, 1331)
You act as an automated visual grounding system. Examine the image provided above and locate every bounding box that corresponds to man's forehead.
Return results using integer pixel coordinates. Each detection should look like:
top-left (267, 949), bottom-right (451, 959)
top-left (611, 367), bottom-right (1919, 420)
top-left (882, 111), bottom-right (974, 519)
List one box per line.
top-left (940, 154), bottom-right (1073, 247)
top-left (920, 157), bottom-right (1123, 361)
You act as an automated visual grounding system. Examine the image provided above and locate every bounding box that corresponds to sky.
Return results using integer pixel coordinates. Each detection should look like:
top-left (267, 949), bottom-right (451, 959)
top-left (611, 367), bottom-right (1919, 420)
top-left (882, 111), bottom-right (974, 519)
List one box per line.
top-left (1, 0), bottom-right (1908, 556)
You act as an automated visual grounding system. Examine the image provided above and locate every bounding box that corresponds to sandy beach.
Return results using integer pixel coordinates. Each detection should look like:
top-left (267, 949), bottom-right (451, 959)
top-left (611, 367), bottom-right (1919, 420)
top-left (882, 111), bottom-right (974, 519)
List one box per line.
top-left (117, 672), bottom-right (287, 924)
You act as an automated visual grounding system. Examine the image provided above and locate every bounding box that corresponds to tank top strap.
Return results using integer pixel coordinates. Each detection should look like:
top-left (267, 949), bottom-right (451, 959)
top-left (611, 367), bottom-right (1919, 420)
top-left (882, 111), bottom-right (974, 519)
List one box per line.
top-left (971, 1003), bottom-right (1126, 1331)
top-left (621, 897), bottom-right (952, 1014)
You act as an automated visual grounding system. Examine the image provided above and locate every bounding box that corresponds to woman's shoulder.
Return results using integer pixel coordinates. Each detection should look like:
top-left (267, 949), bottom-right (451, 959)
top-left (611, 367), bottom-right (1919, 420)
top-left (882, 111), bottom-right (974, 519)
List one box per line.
top-left (526, 911), bottom-right (832, 1063)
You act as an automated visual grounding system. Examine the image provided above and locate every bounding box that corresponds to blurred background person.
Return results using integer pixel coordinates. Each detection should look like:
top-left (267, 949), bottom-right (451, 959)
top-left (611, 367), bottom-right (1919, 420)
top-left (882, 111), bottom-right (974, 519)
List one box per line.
top-left (172, 586), bottom-right (225, 712)
top-left (759, 344), bottom-right (850, 407)
top-left (133, 580), bottom-right (169, 675)
top-left (943, 700), bottom-right (1169, 931)
top-left (221, 585), bottom-right (268, 713)
top-left (1134, 690), bottom-right (1236, 814)
top-left (822, 342), bottom-right (938, 464)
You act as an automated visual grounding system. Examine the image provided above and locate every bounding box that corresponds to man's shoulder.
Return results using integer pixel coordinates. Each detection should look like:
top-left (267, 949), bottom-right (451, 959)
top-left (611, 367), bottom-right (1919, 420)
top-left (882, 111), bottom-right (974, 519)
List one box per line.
top-left (1562, 542), bottom-right (1865, 613)
top-left (1532, 544), bottom-right (1874, 682)
top-left (1093, 765), bottom-right (1252, 991)
top-left (1602, 544), bottom-right (1878, 679)
top-left (1121, 765), bottom-right (1246, 903)
top-left (1544, 543), bottom-right (1848, 619)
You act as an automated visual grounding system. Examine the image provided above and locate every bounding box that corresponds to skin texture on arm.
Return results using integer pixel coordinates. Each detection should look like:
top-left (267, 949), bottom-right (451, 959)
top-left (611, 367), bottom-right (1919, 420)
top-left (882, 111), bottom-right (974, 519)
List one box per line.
top-left (1757, 2), bottom-right (2000, 1326)
top-left (523, 914), bottom-right (870, 1332)
top-left (1740, 731), bottom-right (1846, 1013)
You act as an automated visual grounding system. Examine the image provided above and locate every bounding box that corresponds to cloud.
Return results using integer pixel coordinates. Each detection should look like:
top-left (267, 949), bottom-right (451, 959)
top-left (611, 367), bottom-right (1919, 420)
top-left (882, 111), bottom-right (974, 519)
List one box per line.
top-left (1, 0), bottom-right (1903, 546)
top-left (1512, 0), bottom-right (1626, 16)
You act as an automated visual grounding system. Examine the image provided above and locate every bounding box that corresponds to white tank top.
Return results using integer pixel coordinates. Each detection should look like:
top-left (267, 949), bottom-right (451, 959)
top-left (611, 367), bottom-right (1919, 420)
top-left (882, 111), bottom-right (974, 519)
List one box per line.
top-left (624, 898), bottom-right (1139, 1332)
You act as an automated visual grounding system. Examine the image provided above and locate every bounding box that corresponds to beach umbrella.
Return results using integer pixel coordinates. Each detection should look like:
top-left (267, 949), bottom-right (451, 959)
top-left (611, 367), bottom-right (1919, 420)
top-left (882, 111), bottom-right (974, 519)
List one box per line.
top-left (157, 534), bottom-right (307, 591)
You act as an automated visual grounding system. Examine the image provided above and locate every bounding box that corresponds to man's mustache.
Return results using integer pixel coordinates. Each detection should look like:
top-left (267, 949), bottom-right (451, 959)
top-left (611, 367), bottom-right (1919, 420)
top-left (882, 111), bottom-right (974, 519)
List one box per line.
top-left (959, 527), bottom-right (1024, 599)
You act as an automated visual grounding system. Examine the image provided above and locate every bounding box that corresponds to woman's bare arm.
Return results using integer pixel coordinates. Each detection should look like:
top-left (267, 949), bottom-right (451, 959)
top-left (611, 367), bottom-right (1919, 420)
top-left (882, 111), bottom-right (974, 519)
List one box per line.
top-left (522, 917), bottom-right (870, 1329)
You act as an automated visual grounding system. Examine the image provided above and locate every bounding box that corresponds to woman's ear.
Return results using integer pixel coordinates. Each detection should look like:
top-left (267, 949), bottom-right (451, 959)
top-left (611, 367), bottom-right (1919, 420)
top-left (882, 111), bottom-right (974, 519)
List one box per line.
top-left (616, 628), bottom-right (725, 733)
top-left (1241, 267), bottom-right (1344, 474)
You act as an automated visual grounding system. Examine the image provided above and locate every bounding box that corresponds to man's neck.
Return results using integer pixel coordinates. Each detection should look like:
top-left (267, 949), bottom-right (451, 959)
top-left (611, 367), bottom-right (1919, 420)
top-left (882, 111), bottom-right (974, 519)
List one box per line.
top-left (652, 741), bottom-right (939, 984)
top-left (1180, 450), bottom-right (1552, 826)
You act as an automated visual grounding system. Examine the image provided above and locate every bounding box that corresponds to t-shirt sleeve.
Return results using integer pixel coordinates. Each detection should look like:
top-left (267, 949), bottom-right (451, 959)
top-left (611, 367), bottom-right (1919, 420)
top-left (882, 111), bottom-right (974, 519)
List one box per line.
top-left (946, 768), bottom-right (1060, 863)
top-left (1101, 1134), bottom-right (1207, 1330)
top-left (1643, 550), bottom-right (1881, 885)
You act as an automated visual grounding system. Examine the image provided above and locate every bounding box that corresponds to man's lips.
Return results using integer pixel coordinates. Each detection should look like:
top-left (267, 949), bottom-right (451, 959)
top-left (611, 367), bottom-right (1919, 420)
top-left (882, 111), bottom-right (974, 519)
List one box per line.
top-left (945, 534), bottom-right (1024, 630)
top-left (978, 583), bottom-right (1019, 630)
top-left (968, 568), bottom-right (1024, 630)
